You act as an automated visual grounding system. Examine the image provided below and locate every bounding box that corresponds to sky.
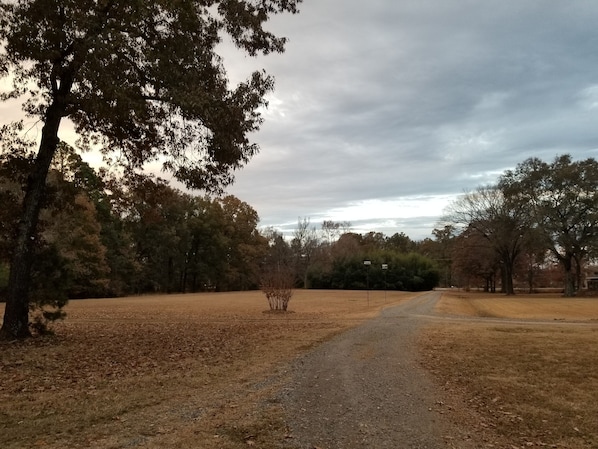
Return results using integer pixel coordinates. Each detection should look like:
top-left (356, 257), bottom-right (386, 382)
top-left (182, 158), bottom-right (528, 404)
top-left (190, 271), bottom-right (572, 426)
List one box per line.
top-left (216, 0), bottom-right (598, 240)
top-left (3, 1), bottom-right (598, 242)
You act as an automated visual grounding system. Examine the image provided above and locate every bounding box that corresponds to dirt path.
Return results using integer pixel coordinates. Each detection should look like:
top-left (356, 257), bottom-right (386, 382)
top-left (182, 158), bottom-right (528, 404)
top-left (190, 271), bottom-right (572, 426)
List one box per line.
top-left (281, 291), bottom-right (475, 449)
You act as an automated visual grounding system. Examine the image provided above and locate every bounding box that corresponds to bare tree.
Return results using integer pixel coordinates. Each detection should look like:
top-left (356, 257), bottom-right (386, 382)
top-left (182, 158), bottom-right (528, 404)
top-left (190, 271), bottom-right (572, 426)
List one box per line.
top-left (260, 229), bottom-right (294, 311)
top-left (321, 220), bottom-right (351, 245)
top-left (445, 185), bottom-right (529, 295)
top-left (452, 226), bottom-right (500, 292)
top-left (292, 217), bottom-right (319, 288)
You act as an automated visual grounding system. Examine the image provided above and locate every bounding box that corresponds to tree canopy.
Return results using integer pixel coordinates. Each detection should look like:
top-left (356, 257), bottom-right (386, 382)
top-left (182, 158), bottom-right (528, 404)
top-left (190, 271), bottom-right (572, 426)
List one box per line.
top-left (499, 155), bottom-right (598, 296)
top-left (0, 0), bottom-right (300, 189)
top-left (444, 154), bottom-right (598, 296)
top-left (446, 185), bottom-right (530, 295)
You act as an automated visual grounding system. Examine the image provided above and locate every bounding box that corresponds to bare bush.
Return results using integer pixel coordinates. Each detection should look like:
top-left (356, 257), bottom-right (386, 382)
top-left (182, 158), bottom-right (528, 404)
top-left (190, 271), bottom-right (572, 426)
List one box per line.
top-left (260, 265), bottom-right (294, 311)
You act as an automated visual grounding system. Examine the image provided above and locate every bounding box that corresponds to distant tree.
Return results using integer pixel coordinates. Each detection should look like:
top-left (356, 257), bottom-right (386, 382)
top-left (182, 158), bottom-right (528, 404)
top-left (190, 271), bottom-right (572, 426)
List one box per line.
top-left (0, 0), bottom-right (301, 338)
top-left (0, 152), bottom-right (30, 269)
top-left (446, 185), bottom-right (529, 295)
top-left (424, 225), bottom-right (457, 288)
top-left (121, 174), bottom-right (188, 293)
top-left (517, 227), bottom-right (549, 293)
top-left (332, 233), bottom-right (362, 262)
top-left (499, 155), bottom-right (598, 296)
top-left (93, 174), bottom-right (140, 297)
top-left (291, 217), bottom-right (319, 288)
top-left (45, 145), bottom-right (111, 298)
top-left (311, 249), bottom-right (439, 292)
top-left (385, 232), bottom-right (415, 253)
top-left (218, 195), bottom-right (266, 290)
top-left (361, 231), bottom-right (386, 253)
top-left (182, 196), bottom-right (228, 292)
top-left (321, 220), bottom-right (351, 246)
top-left (311, 221), bottom-right (351, 278)
top-left (43, 188), bottom-right (110, 299)
top-left (451, 226), bottom-right (499, 292)
top-left (398, 253), bottom-right (439, 291)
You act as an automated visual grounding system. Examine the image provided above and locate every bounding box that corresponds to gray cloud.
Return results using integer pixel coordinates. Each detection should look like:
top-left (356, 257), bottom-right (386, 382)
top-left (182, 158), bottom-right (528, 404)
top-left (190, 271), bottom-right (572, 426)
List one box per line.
top-left (5, 2), bottom-right (596, 242)
top-left (221, 2), bottom-right (598, 239)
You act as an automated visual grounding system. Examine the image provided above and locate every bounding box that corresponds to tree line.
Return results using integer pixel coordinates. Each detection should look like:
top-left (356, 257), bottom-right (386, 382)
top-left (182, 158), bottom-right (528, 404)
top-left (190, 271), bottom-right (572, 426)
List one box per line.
top-left (3, 149), bottom-right (593, 334)
top-left (0, 146), bottom-right (267, 299)
top-left (442, 154), bottom-right (598, 297)
top-left (287, 219), bottom-right (438, 291)
top-left (0, 147), bottom-right (440, 328)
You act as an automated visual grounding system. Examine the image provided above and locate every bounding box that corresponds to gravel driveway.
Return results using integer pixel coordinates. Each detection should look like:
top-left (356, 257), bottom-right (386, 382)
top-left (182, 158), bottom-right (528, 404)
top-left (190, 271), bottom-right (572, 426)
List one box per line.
top-left (282, 291), bottom-right (476, 449)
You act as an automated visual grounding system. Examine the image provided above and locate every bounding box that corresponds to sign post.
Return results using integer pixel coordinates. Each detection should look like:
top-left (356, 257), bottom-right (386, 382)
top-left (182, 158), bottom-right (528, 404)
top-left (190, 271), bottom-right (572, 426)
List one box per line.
top-left (382, 263), bottom-right (388, 301)
top-left (364, 260), bottom-right (371, 306)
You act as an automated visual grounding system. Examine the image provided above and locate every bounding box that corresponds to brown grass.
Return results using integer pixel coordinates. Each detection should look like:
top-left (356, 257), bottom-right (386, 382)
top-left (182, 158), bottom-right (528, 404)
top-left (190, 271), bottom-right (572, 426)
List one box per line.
top-left (435, 290), bottom-right (598, 321)
top-left (2, 289), bottom-right (598, 448)
top-left (420, 291), bottom-right (598, 449)
top-left (0, 290), bottom-right (414, 449)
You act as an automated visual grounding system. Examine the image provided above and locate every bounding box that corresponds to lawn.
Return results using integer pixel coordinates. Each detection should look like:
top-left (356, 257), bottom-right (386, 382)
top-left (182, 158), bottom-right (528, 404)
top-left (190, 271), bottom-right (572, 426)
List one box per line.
top-left (0, 290), bottom-right (414, 449)
top-left (1, 289), bottom-right (597, 448)
top-left (420, 290), bottom-right (598, 449)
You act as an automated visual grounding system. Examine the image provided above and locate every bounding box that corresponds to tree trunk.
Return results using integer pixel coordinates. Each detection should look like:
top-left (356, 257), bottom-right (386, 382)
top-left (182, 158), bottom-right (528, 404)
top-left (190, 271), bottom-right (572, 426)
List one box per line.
top-left (0, 103), bottom-right (64, 339)
top-left (503, 257), bottom-right (515, 295)
top-left (573, 255), bottom-right (583, 295)
top-left (503, 271), bottom-right (515, 295)
top-left (562, 256), bottom-right (576, 297)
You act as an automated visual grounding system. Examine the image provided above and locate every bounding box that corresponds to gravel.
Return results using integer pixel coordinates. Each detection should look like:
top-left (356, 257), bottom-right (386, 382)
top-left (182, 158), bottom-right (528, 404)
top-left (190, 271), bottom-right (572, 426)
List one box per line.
top-left (281, 291), bottom-right (477, 449)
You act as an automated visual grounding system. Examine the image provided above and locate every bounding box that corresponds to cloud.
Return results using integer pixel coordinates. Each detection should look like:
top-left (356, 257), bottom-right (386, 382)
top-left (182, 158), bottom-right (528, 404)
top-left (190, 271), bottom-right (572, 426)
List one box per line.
top-left (131, 1), bottom-right (598, 241)
top-left (6, 1), bottom-right (594, 242)
top-left (222, 1), bottom-right (598, 241)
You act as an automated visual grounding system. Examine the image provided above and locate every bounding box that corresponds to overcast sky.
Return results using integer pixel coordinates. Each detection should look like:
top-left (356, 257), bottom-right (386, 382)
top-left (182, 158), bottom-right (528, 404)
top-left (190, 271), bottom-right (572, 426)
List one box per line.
top-left (4, 2), bottom-right (598, 241)
top-left (214, 0), bottom-right (598, 240)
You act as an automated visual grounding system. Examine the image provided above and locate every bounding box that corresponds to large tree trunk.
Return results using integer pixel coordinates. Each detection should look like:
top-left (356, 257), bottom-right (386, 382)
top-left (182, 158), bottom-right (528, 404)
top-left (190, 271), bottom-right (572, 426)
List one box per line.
top-left (503, 262), bottom-right (515, 295)
top-left (0, 103), bottom-right (64, 339)
top-left (562, 255), bottom-right (576, 297)
top-left (573, 255), bottom-right (583, 295)
top-left (500, 250), bottom-right (516, 295)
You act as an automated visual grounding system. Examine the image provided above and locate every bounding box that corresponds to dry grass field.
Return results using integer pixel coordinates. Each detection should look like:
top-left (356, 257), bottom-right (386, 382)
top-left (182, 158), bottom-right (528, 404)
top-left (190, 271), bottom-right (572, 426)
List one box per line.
top-left (0, 290), bottom-right (415, 449)
top-left (421, 290), bottom-right (598, 449)
top-left (1, 289), bottom-right (597, 448)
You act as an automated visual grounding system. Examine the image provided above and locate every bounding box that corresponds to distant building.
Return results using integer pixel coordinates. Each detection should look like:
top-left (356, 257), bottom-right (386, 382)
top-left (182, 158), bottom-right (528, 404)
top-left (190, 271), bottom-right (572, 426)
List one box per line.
top-left (584, 267), bottom-right (598, 291)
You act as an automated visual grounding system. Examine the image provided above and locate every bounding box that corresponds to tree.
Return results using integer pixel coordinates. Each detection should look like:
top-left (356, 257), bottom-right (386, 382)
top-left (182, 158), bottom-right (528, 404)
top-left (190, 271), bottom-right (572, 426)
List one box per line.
top-left (446, 186), bottom-right (529, 295)
top-left (122, 174), bottom-right (190, 293)
top-left (451, 226), bottom-right (500, 292)
top-left (179, 196), bottom-right (226, 293)
top-left (0, 146), bottom-right (108, 330)
top-left (330, 252), bottom-right (438, 291)
top-left (92, 173), bottom-right (140, 297)
top-left (260, 229), bottom-right (294, 311)
top-left (291, 217), bottom-right (319, 288)
top-left (331, 232), bottom-right (362, 262)
top-left (0, 0), bottom-right (301, 338)
top-left (43, 184), bottom-right (111, 299)
top-left (499, 155), bottom-right (598, 296)
top-left (321, 220), bottom-right (351, 246)
top-left (424, 225), bottom-right (457, 288)
top-left (45, 144), bottom-right (111, 298)
top-left (218, 195), bottom-right (265, 290)
top-left (386, 232), bottom-right (415, 253)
